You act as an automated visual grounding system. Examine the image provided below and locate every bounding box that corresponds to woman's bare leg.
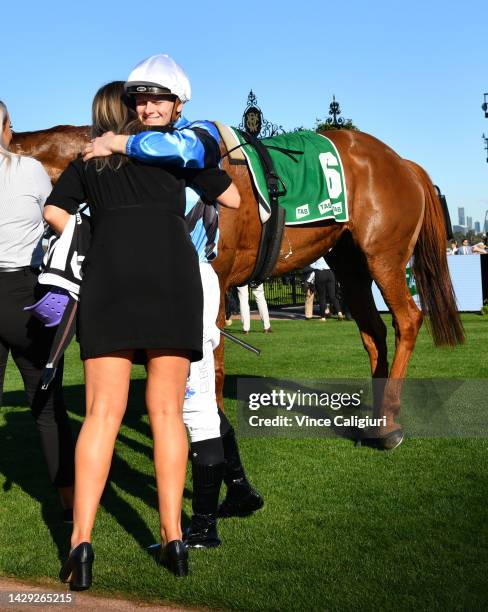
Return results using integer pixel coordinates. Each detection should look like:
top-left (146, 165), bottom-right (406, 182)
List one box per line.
top-left (145, 350), bottom-right (190, 544)
top-left (70, 351), bottom-right (133, 549)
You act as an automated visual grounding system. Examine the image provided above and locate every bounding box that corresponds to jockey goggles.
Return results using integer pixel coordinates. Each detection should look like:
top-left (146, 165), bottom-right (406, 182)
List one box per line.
top-left (125, 83), bottom-right (177, 98)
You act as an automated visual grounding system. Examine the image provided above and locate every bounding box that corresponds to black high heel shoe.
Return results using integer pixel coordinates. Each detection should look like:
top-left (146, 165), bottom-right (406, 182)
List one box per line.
top-left (59, 542), bottom-right (94, 590)
top-left (158, 540), bottom-right (188, 577)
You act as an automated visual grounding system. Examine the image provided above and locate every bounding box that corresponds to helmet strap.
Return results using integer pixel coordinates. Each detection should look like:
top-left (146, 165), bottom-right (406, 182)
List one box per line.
top-left (170, 97), bottom-right (182, 123)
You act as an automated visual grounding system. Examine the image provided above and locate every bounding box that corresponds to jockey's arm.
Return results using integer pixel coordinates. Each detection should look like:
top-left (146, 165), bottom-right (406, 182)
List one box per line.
top-left (83, 121), bottom-right (221, 169)
top-left (185, 166), bottom-right (241, 210)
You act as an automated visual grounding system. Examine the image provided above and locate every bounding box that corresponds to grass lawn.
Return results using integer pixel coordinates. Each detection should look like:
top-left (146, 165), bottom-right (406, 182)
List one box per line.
top-left (1, 315), bottom-right (487, 610)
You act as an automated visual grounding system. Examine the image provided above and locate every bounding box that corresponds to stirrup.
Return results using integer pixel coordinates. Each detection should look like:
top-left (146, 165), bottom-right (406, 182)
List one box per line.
top-left (24, 288), bottom-right (70, 327)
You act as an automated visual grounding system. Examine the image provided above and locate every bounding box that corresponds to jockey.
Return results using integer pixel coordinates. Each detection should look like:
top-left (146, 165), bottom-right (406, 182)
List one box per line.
top-left (84, 53), bottom-right (263, 548)
top-left (84, 54), bottom-right (221, 169)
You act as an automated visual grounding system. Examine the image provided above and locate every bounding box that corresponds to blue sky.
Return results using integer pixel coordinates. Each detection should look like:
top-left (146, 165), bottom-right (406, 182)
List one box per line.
top-left (3, 0), bottom-right (487, 227)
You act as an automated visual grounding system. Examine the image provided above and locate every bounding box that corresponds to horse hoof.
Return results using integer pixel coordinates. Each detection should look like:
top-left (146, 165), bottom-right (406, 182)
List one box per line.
top-left (356, 428), bottom-right (404, 451)
top-left (377, 429), bottom-right (404, 451)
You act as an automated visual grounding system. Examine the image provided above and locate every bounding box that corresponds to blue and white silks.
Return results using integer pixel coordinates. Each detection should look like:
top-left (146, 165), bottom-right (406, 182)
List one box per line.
top-left (126, 116), bottom-right (220, 169)
top-left (125, 116), bottom-right (221, 263)
top-left (184, 187), bottom-right (219, 263)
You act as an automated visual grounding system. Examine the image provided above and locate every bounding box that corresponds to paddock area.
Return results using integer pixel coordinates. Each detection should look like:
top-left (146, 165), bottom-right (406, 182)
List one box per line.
top-left (1, 315), bottom-right (487, 610)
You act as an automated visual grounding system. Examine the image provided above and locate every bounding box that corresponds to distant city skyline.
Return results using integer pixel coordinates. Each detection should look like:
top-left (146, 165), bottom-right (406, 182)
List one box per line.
top-left (457, 205), bottom-right (486, 234)
top-left (458, 207), bottom-right (465, 226)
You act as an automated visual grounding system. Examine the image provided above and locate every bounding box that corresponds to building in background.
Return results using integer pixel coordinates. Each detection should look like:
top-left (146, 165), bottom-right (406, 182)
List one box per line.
top-left (475, 221), bottom-right (481, 233)
top-left (458, 207), bottom-right (465, 226)
top-left (467, 216), bottom-right (473, 230)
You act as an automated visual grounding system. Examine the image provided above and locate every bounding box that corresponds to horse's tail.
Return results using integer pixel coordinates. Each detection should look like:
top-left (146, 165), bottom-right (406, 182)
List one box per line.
top-left (407, 160), bottom-right (465, 346)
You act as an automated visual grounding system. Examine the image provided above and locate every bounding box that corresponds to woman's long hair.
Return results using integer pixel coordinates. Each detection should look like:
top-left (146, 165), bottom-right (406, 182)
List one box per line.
top-left (91, 81), bottom-right (143, 172)
top-left (0, 100), bottom-right (19, 170)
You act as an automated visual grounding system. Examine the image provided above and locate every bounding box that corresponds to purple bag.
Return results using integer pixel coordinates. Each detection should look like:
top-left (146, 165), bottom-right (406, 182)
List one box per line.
top-left (24, 288), bottom-right (71, 328)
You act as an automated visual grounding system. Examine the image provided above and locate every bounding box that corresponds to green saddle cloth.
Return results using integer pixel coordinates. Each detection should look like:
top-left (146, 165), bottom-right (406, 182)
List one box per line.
top-left (230, 129), bottom-right (349, 225)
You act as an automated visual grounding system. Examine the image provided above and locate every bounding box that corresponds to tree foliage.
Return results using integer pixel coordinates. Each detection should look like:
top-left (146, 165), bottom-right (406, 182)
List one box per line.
top-left (315, 117), bottom-right (358, 132)
top-left (288, 117), bottom-right (358, 133)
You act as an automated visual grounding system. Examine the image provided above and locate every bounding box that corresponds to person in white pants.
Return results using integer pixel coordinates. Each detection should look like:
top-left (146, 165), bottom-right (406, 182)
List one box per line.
top-left (182, 200), bottom-right (264, 548)
top-left (183, 262), bottom-right (221, 444)
top-left (237, 283), bottom-right (272, 333)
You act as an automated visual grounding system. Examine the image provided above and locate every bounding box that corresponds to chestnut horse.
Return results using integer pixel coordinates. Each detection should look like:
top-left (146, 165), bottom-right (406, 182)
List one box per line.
top-left (12, 125), bottom-right (464, 449)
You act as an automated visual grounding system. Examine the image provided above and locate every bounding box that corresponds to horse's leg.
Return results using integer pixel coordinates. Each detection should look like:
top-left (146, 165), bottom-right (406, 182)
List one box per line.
top-left (328, 241), bottom-right (390, 439)
top-left (334, 242), bottom-right (421, 448)
top-left (339, 157), bottom-right (426, 447)
top-left (366, 256), bottom-right (423, 441)
top-left (329, 240), bottom-right (388, 379)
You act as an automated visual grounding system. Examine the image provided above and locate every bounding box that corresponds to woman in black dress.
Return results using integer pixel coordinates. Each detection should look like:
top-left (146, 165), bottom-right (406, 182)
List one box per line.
top-left (44, 82), bottom-right (233, 583)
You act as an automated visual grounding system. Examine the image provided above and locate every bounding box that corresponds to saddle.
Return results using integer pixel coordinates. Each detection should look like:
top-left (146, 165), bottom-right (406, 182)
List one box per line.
top-left (215, 122), bottom-right (287, 287)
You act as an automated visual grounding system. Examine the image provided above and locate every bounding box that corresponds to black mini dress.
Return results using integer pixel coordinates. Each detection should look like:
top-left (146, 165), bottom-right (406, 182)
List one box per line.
top-left (48, 157), bottom-right (230, 362)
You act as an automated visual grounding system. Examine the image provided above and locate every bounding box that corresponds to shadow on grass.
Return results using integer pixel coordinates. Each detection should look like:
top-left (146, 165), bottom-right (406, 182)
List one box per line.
top-left (1, 378), bottom-right (191, 562)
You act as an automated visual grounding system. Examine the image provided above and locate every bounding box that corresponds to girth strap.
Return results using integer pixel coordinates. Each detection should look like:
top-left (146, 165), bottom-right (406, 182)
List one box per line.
top-left (237, 130), bottom-right (287, 287)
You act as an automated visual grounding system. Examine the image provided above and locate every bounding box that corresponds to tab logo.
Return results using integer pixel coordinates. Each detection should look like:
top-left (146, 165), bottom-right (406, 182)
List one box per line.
top-left (332, 202), bottom-right (343, 215)
top-left (318, 199), bottom-right (332, 215)
top-left (296, 204), bottom-right (310, 219)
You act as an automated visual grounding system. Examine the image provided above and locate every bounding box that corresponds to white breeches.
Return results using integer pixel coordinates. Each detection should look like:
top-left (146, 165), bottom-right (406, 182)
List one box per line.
top-left (237, 283), bottom-right (271, 331)
top-left (183, 263), bottom-right (221, 443)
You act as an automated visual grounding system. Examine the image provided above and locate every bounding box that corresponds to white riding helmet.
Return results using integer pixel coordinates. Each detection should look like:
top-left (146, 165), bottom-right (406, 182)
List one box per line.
top-left (125, 54), bottom-right (191, 103)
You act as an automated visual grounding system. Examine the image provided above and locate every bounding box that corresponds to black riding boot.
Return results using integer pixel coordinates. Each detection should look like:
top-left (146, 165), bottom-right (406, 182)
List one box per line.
top-left (184, 461), bottom-right (225, 548)
top-left (218, 424), bottom-right (264, 518)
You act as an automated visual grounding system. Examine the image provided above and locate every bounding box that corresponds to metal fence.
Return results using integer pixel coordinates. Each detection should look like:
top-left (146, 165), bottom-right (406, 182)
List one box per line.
top-left (248, 272), bottom-right (306, 309)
